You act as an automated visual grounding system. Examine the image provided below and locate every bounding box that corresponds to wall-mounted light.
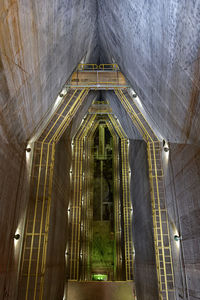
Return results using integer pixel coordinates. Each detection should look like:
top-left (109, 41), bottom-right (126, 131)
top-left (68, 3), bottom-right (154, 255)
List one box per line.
top-left (130, 88), bottom-right (137, 98)
top-left (14, 234), bottom-right (20, 240)
top-left (163, 140), bottom-right (169, 152)
top-left (174, 234), bottom-right (182, 241)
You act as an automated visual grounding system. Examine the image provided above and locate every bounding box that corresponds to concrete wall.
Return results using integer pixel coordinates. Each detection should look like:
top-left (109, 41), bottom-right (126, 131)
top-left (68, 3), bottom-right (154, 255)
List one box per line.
top-left (0, 0), bottom-right (98, 145)
top-left (0, 145), bottom-right (29, 299)
top-left (103, 91), bottom-right (142, 140)
top-left (0, 1), bottom-right (98, 298)
top-left (69, 91), bottom-right (99, 140)
top-left (43, 131), bottom-right (72, 300)
top-left (1, 2), bottom-right (200, 299)
top-left (164, 143), bottom-right (200, 300)
top-left (98, 0), bottom-right (200, 145)
top-left (129, 140), bottom-right (159, 300)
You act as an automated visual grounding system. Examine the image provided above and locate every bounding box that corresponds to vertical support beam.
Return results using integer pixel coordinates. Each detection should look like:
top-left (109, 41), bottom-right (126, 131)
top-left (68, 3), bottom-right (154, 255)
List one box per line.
top-left (106, 121), bottom-right (122, 280)
top-left (108, 115), bottom-right (134, 281)
top-left (68, 115), bottom-right (96, 280)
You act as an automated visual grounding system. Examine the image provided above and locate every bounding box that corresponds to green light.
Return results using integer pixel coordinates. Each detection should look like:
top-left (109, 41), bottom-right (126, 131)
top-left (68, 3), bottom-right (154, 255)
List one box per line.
top-left (92, 274), bottom-right (107, 281)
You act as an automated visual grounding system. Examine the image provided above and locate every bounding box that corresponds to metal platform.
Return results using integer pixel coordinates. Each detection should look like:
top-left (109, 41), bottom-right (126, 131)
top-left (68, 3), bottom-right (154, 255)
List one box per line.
top-left (68, 64), bottom-right (129, 89)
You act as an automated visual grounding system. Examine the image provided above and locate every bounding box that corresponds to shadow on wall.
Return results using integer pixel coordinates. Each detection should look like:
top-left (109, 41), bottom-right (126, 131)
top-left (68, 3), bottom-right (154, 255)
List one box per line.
top-left (129, 140), bottom-right (159, 300)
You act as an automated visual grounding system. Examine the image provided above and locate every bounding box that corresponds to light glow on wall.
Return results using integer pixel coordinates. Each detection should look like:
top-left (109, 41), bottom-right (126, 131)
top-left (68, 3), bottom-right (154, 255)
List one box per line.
top-left (14, 229), bottom-right (21, 248)
top-left (163, 147), bottom-right (169, 165)
top-left (53, 95), bottom-right (63, 109)
top-left (14, 217), bottom-right (24, 251)
top-left (26, 144), bottom-right (32, 162)
top-left (174, 229), bottom-right (180, 249)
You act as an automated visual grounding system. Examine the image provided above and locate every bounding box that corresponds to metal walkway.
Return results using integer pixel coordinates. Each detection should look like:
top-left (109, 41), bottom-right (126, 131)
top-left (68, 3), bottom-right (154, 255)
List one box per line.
top-left (115, 89), bottom-right (175, 300)
top-left (18, 89), bottom-right (89, 300)
top-left (18, 64), bottom-right (175, 300)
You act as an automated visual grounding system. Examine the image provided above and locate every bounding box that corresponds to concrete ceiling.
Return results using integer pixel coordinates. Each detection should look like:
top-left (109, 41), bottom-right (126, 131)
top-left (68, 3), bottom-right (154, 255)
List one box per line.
top-left (0, 0), bottom-right (200, 147)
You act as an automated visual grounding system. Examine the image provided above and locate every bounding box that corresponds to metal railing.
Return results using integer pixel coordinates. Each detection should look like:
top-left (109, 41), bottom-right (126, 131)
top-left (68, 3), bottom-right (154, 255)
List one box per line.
top-left (106, 121), bottom-right (124, 281)
top-left (108, 114), bottom-right (134, 281)
top-left (18, 88), bottom-right (89, 300)
top-left (77, 63), bottom-right (119, 71)
top-left (99, 64), bottom-right (119, 71)
top-left (115, 89), bottom-right (175, 300)
top-left (68, 114), bottom-right (96, 280)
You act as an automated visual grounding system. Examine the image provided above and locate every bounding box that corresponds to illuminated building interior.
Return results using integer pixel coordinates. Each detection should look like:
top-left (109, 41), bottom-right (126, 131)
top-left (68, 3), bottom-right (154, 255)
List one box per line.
top-left (1, 3), bottom-right (200, 300)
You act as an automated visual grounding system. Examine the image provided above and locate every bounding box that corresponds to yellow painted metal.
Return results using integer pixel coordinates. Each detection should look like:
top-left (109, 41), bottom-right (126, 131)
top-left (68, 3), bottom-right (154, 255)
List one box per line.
top-left (99, 64), bottom-right (119, 70)
top-left (69, 114), bottom-right (96, 280)
top-left (19, 88), bottom-right (89, 300)
top-left (105, 120), bottom-right (122, 280)
top-left (108, 115), bottom-right (134, 281)
top-left (84, 121), bottom-right (99, 279)
top-left (77, 64), bottom-right (98, 70)
top-left (69, 113), bottom-right (128, 281)
top-left (115, 89), bottom-right (175, 300)
top-left (20, 66), bottom-right (174, 300)
top-left (70, 68), bottom-right (127, 89)
top-left (77, 63), bottom-right (119, 71)
top-left (83, 120), bottom-right (99, 279)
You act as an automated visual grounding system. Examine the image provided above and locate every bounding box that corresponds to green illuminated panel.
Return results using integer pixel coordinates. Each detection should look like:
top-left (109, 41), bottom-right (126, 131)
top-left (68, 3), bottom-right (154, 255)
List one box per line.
top-left (92, 274), bottom-right (108, 281)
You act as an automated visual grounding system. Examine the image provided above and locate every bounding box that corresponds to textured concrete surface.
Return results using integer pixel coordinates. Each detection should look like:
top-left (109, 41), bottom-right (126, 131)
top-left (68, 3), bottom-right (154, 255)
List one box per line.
top-left (0, 145), bottom-right (29, 299)
top-left (129, 140), bottom-right (159, 300)
top-left (165, 144), bottom-right (200, 300)
top-left (43, 132), bottom-right (71, 300)
top-left (1, 1), bottom-right (200, 299)
top-left (69, 91), bottom-right (99, 139)
top-left (0, 1), bottom-right (97, 298)
top-left (0, 0), bottom-right (98, 145)
top-left (104, 91), bottom-right (142, 140)
top-left (66, 281), bottom-right (135, 300)
top-left (98, 0), bottom-right (200, 145)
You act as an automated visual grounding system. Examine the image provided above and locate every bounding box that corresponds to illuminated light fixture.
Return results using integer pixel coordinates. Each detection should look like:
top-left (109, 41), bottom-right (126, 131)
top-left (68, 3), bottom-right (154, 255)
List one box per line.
top-left (130, 88), bottom-right (137, 97)
top-left (14, 234), bottom-right (20, 240)
top-left (163, 140), bottom-right (169, 152)
top-left (92, 274), bottom-right (107, 281)
top-left (174, 234), bottom-right (182, 241)
top-left (26, 147), bottom-right (31, 152)
top-left (62, 88), bottom-right (67, 95)
top-left (132, 92), bottom-right (137, 98)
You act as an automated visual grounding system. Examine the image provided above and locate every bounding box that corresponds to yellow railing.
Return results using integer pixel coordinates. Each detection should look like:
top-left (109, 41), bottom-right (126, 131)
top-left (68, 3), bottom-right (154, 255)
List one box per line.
top-left (69, 114), bottom-right (96, 280)
top-left (109, 115), bottom-right (134, 281)
top-left (115, 89), bottom-right (175, 300)
top-left (99, 64), bottom-right (119, 70)
top-left (77, 63), bottom-right (119, 71)
top-left (19, 88), bottom-right (89, 299)
top-left (77, 64), bottom-right (98, 70)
